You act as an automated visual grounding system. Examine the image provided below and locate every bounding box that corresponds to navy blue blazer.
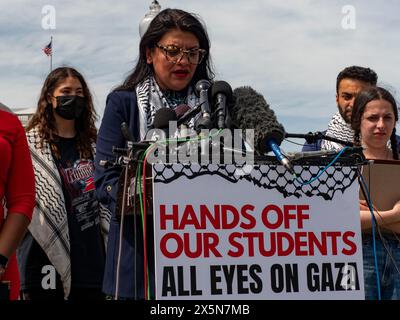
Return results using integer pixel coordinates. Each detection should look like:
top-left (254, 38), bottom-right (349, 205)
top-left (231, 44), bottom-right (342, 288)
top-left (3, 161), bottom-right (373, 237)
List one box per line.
top-left (94, 90), bottom-right (154, 299)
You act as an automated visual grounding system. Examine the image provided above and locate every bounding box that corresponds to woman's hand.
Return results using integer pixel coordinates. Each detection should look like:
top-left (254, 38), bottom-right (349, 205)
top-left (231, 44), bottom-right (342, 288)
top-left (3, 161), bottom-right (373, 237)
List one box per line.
top-left (359, 200), bottom-right (370, 211)
top-left (0, 213), bottom-right (30, 260)
top-left (360, 200), bottom-right (400, 231)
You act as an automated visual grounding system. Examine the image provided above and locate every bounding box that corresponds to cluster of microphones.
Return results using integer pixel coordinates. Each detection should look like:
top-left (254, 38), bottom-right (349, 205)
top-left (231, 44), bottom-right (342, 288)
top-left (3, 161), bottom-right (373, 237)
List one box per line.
top-left (152, 79), bottom-right (233, 132)
top-left (107, 79), bottom-right (359, 175)
top-left (151, 79), bottom-right (295, 174)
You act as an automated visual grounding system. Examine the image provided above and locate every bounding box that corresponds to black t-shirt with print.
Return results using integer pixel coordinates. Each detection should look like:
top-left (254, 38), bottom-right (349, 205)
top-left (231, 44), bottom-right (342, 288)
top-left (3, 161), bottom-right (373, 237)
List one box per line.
top-left (18, 136), bottom-right (104, 291)
top-left (54, 136), bottom-right (105, 288)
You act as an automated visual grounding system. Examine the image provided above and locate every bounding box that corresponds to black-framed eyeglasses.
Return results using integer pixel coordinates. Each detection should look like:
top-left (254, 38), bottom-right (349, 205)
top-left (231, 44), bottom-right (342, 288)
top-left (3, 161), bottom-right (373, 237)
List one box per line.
top-left (155, 44), bottom-right (207, 65)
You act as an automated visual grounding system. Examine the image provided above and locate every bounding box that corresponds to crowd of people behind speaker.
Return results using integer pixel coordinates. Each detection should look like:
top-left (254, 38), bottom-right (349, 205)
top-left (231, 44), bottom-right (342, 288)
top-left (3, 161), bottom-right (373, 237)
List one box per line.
top-left (1, 8), bottom-right (400, 301)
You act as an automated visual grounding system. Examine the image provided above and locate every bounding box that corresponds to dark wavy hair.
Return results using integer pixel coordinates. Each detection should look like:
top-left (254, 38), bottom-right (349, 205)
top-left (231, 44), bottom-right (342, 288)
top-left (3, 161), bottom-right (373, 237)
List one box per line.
top-left (351, 86), bottom-right (399, 160)
top-left (336, 66), bottom-right (378, 93)
top-left (114, 8), bottom-right (214, 92)
top-left (26, 67), bottom-right (97, 159)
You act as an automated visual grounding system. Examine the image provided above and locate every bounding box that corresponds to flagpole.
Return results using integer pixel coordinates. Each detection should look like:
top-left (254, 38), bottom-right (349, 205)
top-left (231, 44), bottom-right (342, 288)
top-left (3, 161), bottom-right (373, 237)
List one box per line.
top-left (50, 36), bottom-right (53, 72)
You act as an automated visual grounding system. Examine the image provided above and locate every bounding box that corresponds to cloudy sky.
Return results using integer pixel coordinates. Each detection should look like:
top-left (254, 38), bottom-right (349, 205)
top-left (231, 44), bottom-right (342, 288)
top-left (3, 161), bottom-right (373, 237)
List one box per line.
top-left (1, 0), bottom-right (399, 151)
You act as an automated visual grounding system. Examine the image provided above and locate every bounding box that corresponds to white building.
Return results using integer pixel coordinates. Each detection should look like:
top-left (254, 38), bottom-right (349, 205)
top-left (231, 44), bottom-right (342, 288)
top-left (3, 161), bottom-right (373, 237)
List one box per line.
top-left (13, 107), bottom-right (36, 127)
top-left (0, 102), bottom-right (35, 128)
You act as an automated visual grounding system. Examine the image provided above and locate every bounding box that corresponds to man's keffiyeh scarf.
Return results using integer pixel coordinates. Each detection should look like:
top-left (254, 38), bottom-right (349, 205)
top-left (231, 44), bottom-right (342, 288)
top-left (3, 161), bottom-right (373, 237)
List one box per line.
top-left (321, 111), bottom-right (354, 151)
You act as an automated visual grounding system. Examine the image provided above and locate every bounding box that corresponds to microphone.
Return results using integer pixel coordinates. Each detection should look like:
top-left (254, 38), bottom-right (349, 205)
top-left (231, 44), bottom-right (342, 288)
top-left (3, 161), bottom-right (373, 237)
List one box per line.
top-left (174, 104), bottom-right (192, 138)
top-left (268, 140), bottom-right (294, 174)
top-left (211, 81), bottom-right (233, 129)
top-left (285, 132), bottom-right (354, 147)
top-left (151, 108), bottom-right (177, 141)
top-left (121, 122), bottom-right (135, 143)
top-left (231, 86), bottom-right (295, 175)
top-left (153, 108), bottom-right (177, 129)
top-left (174, 104), bottom-right (191, 119)
top-left (177, 104), bottom-right (202, 127)
top-left (194, 79), bottom-right (213, 131)
top-left (119, 122), bottom-right (149, 151)
top-left (285, 150), bottom-right (339, 160)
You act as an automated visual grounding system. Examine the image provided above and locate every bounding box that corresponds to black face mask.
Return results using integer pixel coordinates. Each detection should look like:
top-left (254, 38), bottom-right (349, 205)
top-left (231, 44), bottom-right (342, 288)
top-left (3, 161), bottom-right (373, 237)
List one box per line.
top-left (54, 95), bottom-right (86, 120)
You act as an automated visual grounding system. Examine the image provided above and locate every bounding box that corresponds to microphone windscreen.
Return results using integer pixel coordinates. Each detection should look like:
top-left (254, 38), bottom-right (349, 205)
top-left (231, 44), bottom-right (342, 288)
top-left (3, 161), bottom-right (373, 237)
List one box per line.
top-left (211, 81), bottom-right (233, 102)
top-left (231, 86), bottom-right (285, 154)
top-left (153, 108), bottom-right (177, 129)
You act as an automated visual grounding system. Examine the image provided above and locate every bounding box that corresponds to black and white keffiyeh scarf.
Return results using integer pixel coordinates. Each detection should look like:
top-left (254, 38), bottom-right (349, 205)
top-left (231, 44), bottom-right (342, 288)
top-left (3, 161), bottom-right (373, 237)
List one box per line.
top-left (321, 111), bottom-right (354, 151)
top-left (26, 127), bottom-right (71, 299)
top-left (135, 76), bottom-right (199, 140)
top-left (26, 127), bottom-right (110, 299)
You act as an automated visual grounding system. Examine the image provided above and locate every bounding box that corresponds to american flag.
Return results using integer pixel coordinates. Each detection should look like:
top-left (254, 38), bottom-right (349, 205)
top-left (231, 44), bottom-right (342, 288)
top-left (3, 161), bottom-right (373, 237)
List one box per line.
top-left (42, 40), bottom-right (52, 56)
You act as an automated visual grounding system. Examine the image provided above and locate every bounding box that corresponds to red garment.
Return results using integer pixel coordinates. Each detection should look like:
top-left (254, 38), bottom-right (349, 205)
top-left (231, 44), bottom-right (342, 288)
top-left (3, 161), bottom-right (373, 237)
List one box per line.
top-left (0, 110), bottom-right (35, 299)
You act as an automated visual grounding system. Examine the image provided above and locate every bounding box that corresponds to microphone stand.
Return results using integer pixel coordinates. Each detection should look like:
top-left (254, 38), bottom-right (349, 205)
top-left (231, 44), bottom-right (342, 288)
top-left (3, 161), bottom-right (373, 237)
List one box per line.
top-left (115, 146), bottom-right (132, 300)
top-left (103, 123), bottom-right (150, 300)
top-left (177, 104), bottom-right (202, 127)
top-left (285, 131), bottom-right (354, 147)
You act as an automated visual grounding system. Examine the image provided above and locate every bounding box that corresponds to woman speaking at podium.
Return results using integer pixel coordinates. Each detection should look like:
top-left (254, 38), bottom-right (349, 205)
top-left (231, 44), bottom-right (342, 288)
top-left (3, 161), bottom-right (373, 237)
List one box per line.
top-left (351, 86), bottom-right (400, 300)
top-left (94, 8), bottom-right (215, 299)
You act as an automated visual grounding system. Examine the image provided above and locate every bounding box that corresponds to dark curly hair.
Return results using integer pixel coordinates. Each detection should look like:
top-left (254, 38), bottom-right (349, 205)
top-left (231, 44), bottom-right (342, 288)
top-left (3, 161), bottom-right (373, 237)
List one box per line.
top-left (351, 86), bottom-right (399, 160)
top-left (114, 8), bottom-right (214, 92)
top-left (26, 67), bottom-right (97, 159)
top-left (336, 66), bottom-right (378, 93)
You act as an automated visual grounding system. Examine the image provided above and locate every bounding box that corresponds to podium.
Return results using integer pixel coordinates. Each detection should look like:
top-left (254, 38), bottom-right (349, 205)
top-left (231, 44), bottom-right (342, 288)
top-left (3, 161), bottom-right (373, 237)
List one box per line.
top-left (359, 159), bottom-right (400, 211)
top-left (146, 151), bottom-right (366, 300)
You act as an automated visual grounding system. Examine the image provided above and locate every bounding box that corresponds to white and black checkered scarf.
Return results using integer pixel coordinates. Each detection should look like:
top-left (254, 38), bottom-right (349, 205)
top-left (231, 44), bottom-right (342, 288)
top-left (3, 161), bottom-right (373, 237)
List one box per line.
top-left (135, 76), bottom-right (199, 140)
top-left (26, 127), bottom-right (110, 299)
top-left (321, 111), bottom-right (354, 151)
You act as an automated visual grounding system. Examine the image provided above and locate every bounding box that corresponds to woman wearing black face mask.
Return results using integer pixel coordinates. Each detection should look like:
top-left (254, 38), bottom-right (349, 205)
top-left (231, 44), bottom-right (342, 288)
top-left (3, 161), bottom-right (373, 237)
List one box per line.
top-left (18, 67), bottom-right (107, 300)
